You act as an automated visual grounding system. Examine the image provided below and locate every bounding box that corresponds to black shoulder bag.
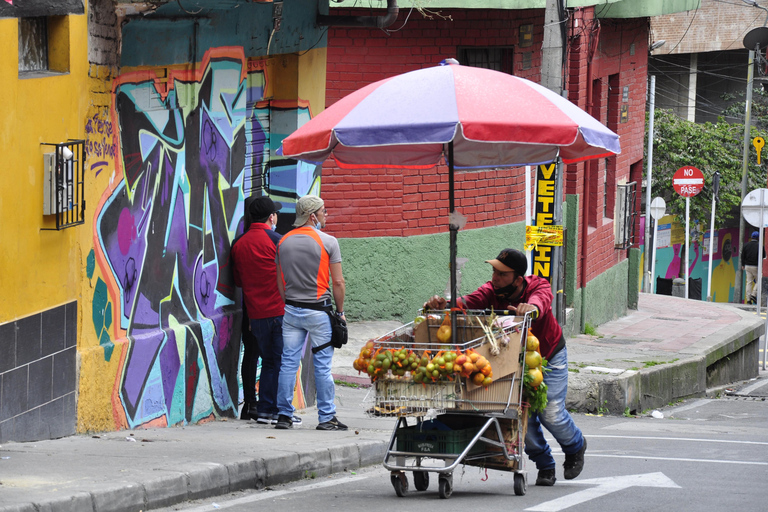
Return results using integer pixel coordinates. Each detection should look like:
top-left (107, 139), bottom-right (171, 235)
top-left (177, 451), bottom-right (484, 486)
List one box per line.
top-left (312, 311), bottom-right (347, 353)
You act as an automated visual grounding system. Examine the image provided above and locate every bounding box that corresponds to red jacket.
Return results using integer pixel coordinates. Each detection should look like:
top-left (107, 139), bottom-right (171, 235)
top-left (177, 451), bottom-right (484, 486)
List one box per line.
top-left (459, 275), bottom-right (563, 360)
top-left (231, 224), bottom-right (284, 319)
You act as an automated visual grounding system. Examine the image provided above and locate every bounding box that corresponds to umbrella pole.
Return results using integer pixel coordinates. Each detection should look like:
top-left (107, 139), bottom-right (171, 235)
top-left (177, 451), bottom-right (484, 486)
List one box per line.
top-left (448, 142), bottom-right (458, 343)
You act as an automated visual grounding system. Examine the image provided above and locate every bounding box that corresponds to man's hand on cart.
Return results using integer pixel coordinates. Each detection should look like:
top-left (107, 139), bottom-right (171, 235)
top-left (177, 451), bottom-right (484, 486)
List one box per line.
top-left (508, 302), bottom-right (539, 320)
top-left (424, 295), bottom-right (448, 310)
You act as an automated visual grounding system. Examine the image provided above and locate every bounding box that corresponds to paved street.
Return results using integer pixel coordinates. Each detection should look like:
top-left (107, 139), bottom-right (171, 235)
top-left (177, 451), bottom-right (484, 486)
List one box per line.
top-left (156, 375), bottom-right (768, 512)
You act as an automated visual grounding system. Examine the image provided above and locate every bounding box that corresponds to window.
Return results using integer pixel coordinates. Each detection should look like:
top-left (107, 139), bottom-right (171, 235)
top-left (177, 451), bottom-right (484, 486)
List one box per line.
top-left (18, 16), bottom-right (70, 77)
top-left (615, 181), bottom-right (637, 249)
top-left (457, 47), bottom-right (514, 74)
top-left (19, 17), bottom-right (48, 72)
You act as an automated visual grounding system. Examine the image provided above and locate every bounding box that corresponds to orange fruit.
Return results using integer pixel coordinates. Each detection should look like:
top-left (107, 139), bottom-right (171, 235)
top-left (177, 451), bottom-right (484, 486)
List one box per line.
top-left (528, 367), bottom-right (544, 387)
top-left (480, 364), bottom-right (492, 376)
top-left (468, 352), bottom-right (480, 363)
top-left (482, 377), bottom-right (493, 387)
top-left (472, 372), bottom-right (485, 386)
top-left (475, 357), bottom-right (488, 370)
top-left (526, 334), bottom-right (540, 352)
top-left (525, 350), bottom-right (542, 369)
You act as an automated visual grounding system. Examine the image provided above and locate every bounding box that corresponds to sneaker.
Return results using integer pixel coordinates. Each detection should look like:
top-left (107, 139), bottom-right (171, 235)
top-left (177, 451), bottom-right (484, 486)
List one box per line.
top-left (256, 413), bottom-right (273, 424)
top-left (267, 413), bottom-right (302, 425)
top-left (316, 416), bottom-right (348, 431)
top-left (274, 414), bottom-right (293, 430)
top-left (563, 438), bottom-right (587, 480)
top-left (535, 468), bottom-right (556, 486)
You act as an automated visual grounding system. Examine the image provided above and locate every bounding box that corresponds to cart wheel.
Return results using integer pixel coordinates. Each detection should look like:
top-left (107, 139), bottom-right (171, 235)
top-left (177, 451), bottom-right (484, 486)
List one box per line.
top-left (413, 471), bottom-right (429, 491)
top-left (438, 475), bottom-right (453, 499)
top-left (391, 472), bottom-right (408, 497)
top-left (513, 473), bottom-right (527, 496)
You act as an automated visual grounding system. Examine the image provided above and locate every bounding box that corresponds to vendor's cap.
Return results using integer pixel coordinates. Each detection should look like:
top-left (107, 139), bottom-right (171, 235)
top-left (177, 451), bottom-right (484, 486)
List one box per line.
top-left (486, 248), bottom-right (527, 276)
top-left (293, 195), bottom-right (325, 227)
top-left (753, 231), bottom-right (759, 239)
top-left (249, 196), bottom-right (282, 220)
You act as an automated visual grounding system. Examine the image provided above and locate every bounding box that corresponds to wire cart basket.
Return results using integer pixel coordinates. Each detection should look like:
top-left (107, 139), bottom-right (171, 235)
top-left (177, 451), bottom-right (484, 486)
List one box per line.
top-left (363, 309), bottom-right (533, 499)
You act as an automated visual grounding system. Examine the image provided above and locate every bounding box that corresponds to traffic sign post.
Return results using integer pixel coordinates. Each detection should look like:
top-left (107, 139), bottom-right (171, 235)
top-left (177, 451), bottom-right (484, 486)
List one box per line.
top-left (673, 166), bottom-right (704, 300)
top-left (649, 197), bottom-right (666, 295)
top-left (741, 188), bottom-right (768, 371)
top-left (706, 172), bottom-right (720, 301)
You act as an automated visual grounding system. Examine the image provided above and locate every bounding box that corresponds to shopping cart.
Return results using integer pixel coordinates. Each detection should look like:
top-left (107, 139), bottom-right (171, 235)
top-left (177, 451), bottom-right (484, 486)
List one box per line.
top-left (364, 310), bottom-right (533, 499)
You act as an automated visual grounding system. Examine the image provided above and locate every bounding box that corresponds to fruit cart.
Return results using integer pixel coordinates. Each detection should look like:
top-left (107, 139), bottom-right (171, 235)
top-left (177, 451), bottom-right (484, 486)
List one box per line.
top-left (359, 309), bottom-right (533, 499)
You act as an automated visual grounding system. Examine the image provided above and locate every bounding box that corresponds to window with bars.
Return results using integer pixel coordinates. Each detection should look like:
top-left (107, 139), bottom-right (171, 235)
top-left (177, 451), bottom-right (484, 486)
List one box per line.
top-left (457, 47), bottom-right (514, 74)
top-left (19, 17), bottom-right (48, 72)
top-left (18, 16), bottom-right (69, 77)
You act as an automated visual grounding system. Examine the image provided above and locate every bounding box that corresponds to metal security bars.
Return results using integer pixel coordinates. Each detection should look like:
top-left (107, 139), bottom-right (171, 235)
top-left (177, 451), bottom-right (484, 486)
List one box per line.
top-left (615, 181), bottom-right (637, 249)
top-left (41, 140), bottom-right (85, 230)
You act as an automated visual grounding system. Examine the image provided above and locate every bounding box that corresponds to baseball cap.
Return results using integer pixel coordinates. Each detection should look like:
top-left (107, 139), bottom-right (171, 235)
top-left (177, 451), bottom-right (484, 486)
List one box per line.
top-left (248, 196), bottom-right (282, 220)
top-left (485, 248), bottom-right (527, 276)
top-left (293, 195), bottom-right (325, 227)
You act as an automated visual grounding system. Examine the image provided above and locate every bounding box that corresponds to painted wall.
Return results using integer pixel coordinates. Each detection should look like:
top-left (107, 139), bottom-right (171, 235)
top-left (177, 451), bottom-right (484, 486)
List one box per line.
top-left (640, 215), bottom-right (740, 302)
top-left (76, 1), bottom-right (330, 432)
top-left (0, 14), bottom-right (88, 323)
top-left (0, 9), bottom-right (88, 442)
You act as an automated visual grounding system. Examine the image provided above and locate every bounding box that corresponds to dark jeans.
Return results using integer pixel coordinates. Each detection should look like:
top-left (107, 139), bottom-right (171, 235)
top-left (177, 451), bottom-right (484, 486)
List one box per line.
top-left (241, 314), bottom-right (261, 407)
top-left (250, 316), bottom-right (284, 416)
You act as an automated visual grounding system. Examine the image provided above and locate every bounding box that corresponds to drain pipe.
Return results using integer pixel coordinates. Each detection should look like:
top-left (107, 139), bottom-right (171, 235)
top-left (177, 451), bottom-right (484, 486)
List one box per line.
top-left (317, 0), bottom-right (399, 28)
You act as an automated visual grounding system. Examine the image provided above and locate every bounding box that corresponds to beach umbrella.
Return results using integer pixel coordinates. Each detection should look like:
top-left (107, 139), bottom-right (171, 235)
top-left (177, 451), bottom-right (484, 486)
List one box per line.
top-left (280, 60), bottom-right (621, 308)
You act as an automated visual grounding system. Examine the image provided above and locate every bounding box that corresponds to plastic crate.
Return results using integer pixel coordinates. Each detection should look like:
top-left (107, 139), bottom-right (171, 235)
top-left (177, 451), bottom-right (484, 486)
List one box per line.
top-left (395, 425), bottom-right (484, 455)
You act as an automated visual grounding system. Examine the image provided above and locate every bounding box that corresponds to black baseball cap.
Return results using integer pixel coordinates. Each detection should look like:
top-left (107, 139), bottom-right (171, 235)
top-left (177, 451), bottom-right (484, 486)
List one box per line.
top-left (486, 248), bottom-right (527, 276)
top-left (248, 196), bottom-right (282, 220)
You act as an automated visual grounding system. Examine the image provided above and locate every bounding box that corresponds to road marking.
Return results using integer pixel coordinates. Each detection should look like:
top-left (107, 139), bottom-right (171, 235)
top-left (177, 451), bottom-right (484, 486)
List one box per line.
top-left (738, 378), bottom-right (768, 395)
top-left (586, 434), bottom-right (768, 446)
top-left (590, 454), bottom-right (768, 465)
top-left (180, 473), bottom-right (372, 512)
top-left (526, 472), bottom-right (680, 512)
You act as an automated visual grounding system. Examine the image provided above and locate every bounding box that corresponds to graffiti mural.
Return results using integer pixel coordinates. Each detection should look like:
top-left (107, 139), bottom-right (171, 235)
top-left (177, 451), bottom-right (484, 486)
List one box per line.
top-left (640, 216), bottom-right (740, 302)
top-left (91, 47), bottom-right (320, 429)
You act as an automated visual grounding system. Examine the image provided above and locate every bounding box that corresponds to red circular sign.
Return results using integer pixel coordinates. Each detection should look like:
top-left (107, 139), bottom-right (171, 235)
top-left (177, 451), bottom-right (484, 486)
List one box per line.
top-left (673, 166), bottom-right (705, 197)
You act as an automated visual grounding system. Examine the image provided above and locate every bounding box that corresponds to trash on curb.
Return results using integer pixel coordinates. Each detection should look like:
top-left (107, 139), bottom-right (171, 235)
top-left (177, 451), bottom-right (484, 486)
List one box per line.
top-left (650, 410), bottom-right (664, 419)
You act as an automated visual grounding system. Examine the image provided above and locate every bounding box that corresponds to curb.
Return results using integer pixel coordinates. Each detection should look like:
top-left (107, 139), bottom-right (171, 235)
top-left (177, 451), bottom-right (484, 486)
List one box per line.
top-left (0, 440), bottom-right (388, 512)
top-left (566, 303), bottom-right (764, 415)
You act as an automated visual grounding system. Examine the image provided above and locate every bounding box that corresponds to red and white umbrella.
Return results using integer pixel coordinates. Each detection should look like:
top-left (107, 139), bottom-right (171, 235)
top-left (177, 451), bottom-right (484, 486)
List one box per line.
top-left (279, 60), bottom-right (620, 308)
top-left (280, 60), bottom-right (620, 170)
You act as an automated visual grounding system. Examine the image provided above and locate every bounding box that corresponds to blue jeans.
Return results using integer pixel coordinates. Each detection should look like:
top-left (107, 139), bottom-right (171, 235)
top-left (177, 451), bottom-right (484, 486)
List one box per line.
top-left (524, 346), bottom-right (585, 470)
top-left (277, 305), bottom-right (336, 423)
top-left (250, 316), bottom-right (284, 416)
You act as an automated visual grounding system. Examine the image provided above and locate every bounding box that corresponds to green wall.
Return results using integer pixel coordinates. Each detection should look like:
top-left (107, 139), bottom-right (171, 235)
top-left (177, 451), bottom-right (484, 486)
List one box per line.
top-left (340, 202), bottom-right (634, 332)
top-left (339, 223), bottom-right (524, 321)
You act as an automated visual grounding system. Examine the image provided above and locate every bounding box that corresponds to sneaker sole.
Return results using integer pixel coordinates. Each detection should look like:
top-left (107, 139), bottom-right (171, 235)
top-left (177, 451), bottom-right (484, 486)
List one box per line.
top-left (274, 423), bottom-right (292, 429)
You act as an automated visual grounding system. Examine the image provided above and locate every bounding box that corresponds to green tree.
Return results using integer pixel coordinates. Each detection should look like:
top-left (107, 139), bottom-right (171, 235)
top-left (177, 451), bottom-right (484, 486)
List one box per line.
top-left (646, 108), bottom-right (768, 231)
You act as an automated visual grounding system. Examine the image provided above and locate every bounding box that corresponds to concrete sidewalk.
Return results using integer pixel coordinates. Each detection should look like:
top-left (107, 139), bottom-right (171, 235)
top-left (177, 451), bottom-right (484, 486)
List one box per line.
top-left (0, 293), bottom-right (764, 512)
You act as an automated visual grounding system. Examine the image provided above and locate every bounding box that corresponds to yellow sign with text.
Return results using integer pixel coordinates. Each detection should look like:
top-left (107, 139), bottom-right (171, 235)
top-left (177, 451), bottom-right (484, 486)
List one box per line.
top-left (525, 225), bottom-right (563, 251)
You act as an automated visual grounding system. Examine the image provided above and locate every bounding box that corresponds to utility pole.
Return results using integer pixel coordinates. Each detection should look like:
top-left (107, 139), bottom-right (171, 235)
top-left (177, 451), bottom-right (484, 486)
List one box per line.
top-left (737, 50), bottom-right (755, 303)
top-left (644, 75), bottom-right (657, 293)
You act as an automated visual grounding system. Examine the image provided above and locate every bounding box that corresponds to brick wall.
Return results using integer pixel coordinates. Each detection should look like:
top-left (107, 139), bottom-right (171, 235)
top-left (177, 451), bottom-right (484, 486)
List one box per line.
top-left (563, 10), bottom-right (648, 285)
top-left (324, 7), bottom-right (649, 286)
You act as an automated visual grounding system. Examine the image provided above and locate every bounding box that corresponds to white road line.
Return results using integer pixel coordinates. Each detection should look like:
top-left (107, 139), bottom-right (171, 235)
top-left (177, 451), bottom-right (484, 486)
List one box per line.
top-left (590, 454), bottom-right (768, 465)
top-left (738, 378), bottom-right (768, 395)
top-left (585, 434), bottom-right (768, 446)
top-left (180, 473), bottom-right (373, 512)
top-left (663, 398), bottom-right (711, 413)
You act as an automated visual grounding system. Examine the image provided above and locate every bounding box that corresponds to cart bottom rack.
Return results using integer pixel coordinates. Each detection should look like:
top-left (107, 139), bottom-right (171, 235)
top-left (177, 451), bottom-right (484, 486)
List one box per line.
top-left (383, 412), bottom-right (528, 499)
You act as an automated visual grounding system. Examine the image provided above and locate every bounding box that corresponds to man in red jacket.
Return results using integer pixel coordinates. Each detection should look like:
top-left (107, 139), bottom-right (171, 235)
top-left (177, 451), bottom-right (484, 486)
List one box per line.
top-left (231, 196), bottom-right (301, 426)
top-left (425, 248), bottom-right (586, 486)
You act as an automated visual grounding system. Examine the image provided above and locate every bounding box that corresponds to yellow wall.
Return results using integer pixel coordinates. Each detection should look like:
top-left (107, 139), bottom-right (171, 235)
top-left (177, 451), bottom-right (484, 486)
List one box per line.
top-left (0, 13), bottom-right (89, 324)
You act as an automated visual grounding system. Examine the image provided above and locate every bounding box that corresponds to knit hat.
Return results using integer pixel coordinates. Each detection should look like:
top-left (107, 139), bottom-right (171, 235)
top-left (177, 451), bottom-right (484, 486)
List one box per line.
top-left (293, 195), bottom-right (325, 227)
top-left (752, 231), bottom-right (759, 239)
top-left (485, 248), bottom-right (527, 276)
